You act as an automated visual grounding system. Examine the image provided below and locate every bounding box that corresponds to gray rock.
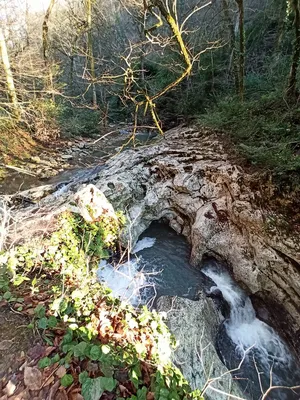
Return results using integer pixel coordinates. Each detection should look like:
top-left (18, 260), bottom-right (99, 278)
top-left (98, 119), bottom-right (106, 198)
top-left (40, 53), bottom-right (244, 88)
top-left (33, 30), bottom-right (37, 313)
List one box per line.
top-left (157, 294), bottom-right (245, 399)
top-left (3, 125), bottom-right (300, 354)
top-left (61, 154), bottom-right (73, 160)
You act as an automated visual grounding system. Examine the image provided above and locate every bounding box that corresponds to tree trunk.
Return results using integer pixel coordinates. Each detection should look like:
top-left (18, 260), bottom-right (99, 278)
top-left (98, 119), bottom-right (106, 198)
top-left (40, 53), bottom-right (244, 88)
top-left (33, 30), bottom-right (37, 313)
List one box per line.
top-left (235, 0), bottom-right (245, 101)
top-left (222, 0), bottom-right (239, 92)
top-left (42, 0), bottom-right (56, 97)
top-left (288, 0), bottom-right (300, 99)
top-left (86, 0), bottom-right (97, 107)
top-left (276, 0), bottom-right (288, 52)
top-left (0, 27), bottom-right (19, 118)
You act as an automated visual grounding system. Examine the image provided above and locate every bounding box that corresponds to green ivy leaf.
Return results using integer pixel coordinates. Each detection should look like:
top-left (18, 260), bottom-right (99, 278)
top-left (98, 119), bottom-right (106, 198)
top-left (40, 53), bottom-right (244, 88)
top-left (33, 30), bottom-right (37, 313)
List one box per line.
top-left (89, 345), bottom-right (101, 361)
top-left (61, 374), bottom-right (74, 387)
top-left (74, 341), bottom-right (88, 358)
top-left (62, 330), bottom-right (73, 344)
top-left (100, 377), bottom-right (117, 392)
top-left (82, 377), bottom-right (117, 400)
top-left (35, 304), bottom-right (46, 318)
top-left (38, 317), bottom-right (48, 330)
top-left (38, 357), bottom-right (51, 369)
top-left (130, 364), bottom-right (142, 389)
top-left (48, 316), bottom-right (58, 328)
top-left (82, 377), bottom-right (103, 400)
top-left (79, 371), bottom-right (89, 384)
top-left (14, 276), bottom-right (30, 286)
top-left (159, 387), bottom-right (170, 400)
top-left (137, 387), bottom-right (148, 400)
top-left (3, 291), bottom-right (11, 300)
top-left (51, 353), bottom-right (60, 364)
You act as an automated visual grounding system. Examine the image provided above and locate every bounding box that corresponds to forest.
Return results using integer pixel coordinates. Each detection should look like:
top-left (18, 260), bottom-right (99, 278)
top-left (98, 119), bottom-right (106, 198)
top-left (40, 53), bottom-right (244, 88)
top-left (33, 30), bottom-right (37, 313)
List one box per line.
top-left (0, 0), bottom-right (300, 192)
top-left (1, 2), bottom-right (300, 400)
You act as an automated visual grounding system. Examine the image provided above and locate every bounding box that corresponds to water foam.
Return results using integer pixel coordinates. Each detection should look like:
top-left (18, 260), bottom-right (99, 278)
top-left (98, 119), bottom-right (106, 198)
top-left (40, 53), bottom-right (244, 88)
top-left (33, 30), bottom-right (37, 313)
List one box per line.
top-left (132, 237), bottom-right (156, 254)
top-left (97, 260), bottom-right (146, 306)
top-left (202, 266), bottom-right (291, 365)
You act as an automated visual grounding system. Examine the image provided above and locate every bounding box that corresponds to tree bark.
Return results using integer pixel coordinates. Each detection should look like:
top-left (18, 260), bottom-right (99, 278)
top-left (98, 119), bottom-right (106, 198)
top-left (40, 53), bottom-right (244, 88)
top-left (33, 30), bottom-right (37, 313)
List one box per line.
top-left (222, 0), bottom-right (239, 92)
top-left (235, 0), bottom-right (245, 101)
top-left (42, 0), bottom-right (56, 97)
top-left (86, 0), bottom-right (97, 107)
top-left (276, 0), bottom-right (288, 52)
top-left (0, 26), bottom-right (19, 118)
top-left (42, 0), bottom-right (56, 64)
top-left (287, 0), bottom-right (300, 99)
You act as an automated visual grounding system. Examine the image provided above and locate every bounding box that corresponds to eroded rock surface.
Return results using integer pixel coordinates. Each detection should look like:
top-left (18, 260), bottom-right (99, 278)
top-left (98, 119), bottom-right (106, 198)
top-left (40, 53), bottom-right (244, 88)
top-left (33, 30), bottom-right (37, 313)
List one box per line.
top-left (2, 125), bottom-right (300, 354)
top-left (157, 294), bottom-right (244, 399)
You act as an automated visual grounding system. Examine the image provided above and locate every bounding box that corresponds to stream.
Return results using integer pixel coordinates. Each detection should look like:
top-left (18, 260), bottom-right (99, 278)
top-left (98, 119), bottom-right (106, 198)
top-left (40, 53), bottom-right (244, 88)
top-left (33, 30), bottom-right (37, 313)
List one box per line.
top-left (0, 130), bottom-right (158, 194)
top-left (98, 221), bottom-right (300, 400)
top-left (2, 128), bottom-right (300, 399)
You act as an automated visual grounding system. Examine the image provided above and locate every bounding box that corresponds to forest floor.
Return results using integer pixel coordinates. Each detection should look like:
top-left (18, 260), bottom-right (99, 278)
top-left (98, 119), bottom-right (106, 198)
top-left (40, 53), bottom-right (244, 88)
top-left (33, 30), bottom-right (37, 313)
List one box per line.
top-left (1, 121), bottom-right (299, 231)
top-left (0, 124), bottom-right (157, 195)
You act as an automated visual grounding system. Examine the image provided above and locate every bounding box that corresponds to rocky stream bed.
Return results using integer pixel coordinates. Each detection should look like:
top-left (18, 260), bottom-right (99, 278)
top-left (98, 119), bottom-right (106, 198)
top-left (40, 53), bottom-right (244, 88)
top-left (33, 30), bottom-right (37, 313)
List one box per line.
top-left (1, 125), bottom-right (300, 399)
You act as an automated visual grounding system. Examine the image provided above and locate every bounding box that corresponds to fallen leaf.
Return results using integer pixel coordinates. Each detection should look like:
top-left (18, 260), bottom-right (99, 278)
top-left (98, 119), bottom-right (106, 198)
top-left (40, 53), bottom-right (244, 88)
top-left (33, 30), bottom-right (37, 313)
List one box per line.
top-left (10, 389), bottom-right (29, 400)
top-left (4, 380), bottom-right (16, 396)
top-left (27, 344), bottom-right (45, 360)
top-left (43, 375), bottom-right (54, 386)
top-left (69, 394), bottom-right (83, 400)
top-left (24, 366), bottom-right (42, 391)
top-left (146, 392), bottom-right (154, 400)
top-left (45, 347), bottom-right (56, 357)
top-left (56, 366), bottom-right (66, 379)
top-left (24, 308), bottom-right (35, 316)
top-left (47, 380), bottom-right (60, 400)
top-left (56, 389), bottom-right (68, 400)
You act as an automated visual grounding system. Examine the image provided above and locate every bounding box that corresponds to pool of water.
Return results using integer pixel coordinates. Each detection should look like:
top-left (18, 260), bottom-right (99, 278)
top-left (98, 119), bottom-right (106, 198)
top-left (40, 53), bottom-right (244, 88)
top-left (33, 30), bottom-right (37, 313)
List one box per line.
top-left (99, 221), bottom-right (300, 400)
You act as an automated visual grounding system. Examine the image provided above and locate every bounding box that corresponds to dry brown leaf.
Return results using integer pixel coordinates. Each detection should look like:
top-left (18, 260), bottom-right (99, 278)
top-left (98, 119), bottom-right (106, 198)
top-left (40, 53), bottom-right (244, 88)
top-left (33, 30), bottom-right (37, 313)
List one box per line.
top-left (146, 391), bottom-right (154, 400)
top-left (10, 388), bottom-right (29, 400)
top-left (45, 347), bottom-right (56, 357)
top-left (46, 380), bottom-right (60, 400)
top-left (55, 366), bottom-right (66, 379)
top-left (27, 344), bottom-right (45, 360)
top-left (43, 376), bottom-right (54, 386)
top-left (24, 366), bottom-right (42, 391)
top-left (3, 380), bottom-right (16, 396)
top-left (56, 389), bottom-right (68, 400)
top-left (69, 393), bottom-right (83, 400)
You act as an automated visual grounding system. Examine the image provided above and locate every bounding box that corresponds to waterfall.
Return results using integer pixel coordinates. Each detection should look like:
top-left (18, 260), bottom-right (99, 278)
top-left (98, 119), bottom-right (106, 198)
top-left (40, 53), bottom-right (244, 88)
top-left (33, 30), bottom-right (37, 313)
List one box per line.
top-left (202, 266), bottom-right (291, 364)
top-left (202, 263), bottom-right (300, 399)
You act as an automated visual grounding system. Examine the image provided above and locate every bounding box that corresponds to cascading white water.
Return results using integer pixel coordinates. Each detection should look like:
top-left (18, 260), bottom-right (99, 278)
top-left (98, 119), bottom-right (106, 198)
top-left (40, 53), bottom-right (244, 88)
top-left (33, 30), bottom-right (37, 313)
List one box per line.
top-left (97, 222), bottom-right (300, 399)
top-left (132, 237), bottom-right (156, 254)
top-left (202, 266), bottom-right (291, 365)
top-left (97, 237), bottom-right (157, 306)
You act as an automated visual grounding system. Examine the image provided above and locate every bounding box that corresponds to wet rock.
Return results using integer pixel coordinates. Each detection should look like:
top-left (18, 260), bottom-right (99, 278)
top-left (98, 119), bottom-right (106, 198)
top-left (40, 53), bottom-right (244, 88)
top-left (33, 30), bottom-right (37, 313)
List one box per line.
top-left (3, 125), bottom-right (300, 355)
top-left (157, 294), bottom-right (244, 399)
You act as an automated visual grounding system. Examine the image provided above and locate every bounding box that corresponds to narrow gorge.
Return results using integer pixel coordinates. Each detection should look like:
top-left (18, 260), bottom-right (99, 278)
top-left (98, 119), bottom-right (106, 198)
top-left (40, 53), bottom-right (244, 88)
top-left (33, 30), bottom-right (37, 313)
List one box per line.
top-left (2, 126), bottom-right (300, 399)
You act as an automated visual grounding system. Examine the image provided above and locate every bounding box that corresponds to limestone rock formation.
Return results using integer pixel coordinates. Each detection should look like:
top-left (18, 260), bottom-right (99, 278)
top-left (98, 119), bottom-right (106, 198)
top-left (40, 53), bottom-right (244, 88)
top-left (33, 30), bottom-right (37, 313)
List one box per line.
top-left (157, 294), bottom-right (245, 399)
top-left (2, 125), bottom-right (300, 354)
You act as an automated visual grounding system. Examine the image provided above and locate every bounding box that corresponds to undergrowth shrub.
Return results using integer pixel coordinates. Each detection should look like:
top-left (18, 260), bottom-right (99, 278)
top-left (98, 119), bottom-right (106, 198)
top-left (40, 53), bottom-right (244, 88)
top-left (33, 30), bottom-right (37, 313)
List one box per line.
top-left (0, 210), bottom-right (203, 400)
top-left (200, 91), bottom-right (300, 187)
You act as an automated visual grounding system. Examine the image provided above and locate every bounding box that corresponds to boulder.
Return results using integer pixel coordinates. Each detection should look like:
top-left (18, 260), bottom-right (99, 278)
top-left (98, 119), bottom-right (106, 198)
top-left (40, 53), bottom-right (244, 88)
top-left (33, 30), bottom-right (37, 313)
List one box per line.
top-left (157, 294), bottom-right (245, 399)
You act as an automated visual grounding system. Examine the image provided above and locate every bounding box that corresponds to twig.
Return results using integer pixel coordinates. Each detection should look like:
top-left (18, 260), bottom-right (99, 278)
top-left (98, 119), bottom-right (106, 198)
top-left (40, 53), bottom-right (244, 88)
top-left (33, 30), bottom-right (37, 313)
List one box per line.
top-left (0, 163), bottom-right (36, 176)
